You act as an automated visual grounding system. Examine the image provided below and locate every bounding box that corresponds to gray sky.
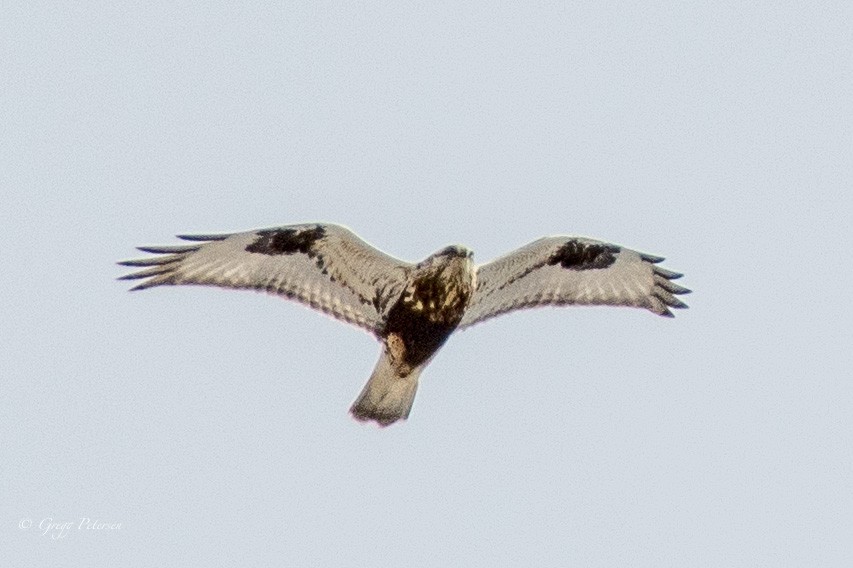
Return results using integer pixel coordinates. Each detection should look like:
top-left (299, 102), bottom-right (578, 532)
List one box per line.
top-left (3, 2), bottom-right (851, 566)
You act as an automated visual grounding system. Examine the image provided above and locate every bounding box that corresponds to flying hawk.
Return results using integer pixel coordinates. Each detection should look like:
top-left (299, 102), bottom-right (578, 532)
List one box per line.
top-left (119, 224), bottom-right (690, 426)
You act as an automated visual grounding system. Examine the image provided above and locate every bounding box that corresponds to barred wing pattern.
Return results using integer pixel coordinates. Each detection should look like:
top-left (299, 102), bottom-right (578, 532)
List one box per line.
top-left (118, 224), bottom-right (411, 334)
top-left (460, 236), bottom-right (690, 328)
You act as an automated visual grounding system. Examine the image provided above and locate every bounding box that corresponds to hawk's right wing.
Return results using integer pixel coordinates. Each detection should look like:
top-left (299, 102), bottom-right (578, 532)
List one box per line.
top-left (460, 236), bottom-right (690, 328)
top-left (118, 223), bottom-right (411, 334)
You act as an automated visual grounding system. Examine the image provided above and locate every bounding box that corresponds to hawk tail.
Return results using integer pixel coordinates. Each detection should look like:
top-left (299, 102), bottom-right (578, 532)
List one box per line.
top-left (350, 350), bottom-right (421, 427)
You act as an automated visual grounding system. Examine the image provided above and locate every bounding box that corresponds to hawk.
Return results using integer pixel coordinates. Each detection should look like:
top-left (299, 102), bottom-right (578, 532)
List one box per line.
top-left (119, 223), bottom-right (690, 426)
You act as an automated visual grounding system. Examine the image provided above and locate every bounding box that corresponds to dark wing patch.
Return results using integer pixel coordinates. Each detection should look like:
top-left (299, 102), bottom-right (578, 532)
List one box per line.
top-left (245, 225), bottom-right (326, 256)
top-left (547, 239), bottom-right (620, 271)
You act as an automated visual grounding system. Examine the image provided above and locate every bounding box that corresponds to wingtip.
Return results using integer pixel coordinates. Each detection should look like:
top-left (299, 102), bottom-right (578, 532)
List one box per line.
top-left (115, 274), bottom-right (152, 291)
top-left (126, 278), bottom-right (165, 291)
top-left (654, 266), bottom-right (683, 280)
top-left (176, 233), bottom-right (230, 242)
top-left (137, 244), bottom-right (201, 254)
top-left (117, 256), bottom-right (180, 267)
top-left (640, 253), bottom-right (666, 264)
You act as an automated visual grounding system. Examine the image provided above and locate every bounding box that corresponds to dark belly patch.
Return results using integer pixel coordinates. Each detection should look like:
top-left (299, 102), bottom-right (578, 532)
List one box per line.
top-left (381, 275), bottom-right (469, 368)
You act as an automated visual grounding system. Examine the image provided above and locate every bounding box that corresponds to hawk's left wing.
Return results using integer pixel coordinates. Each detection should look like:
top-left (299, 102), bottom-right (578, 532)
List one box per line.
top-left (460, 236), bottom-right (690, 329)
top-left (118, 223), bottom-right (411, 334)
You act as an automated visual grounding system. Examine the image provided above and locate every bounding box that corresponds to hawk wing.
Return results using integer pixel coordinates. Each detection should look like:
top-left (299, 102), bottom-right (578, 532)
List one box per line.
top-left (119, 223), bottom-right (411, 334)
top-left (460, 236), bottom-right (690, 328)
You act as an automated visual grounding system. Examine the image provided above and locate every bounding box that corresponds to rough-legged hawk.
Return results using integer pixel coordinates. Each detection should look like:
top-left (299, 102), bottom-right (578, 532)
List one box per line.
top-left (119, 224), bottom-right (690, 426)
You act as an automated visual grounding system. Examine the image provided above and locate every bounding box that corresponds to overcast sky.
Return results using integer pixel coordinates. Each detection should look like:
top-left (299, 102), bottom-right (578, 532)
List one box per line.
top-left (3, 2), bottom-right (851, 566)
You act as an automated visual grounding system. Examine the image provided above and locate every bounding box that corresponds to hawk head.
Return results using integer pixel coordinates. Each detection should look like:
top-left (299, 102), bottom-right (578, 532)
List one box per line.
top-left (417, 245), bottom-right (473, 273)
